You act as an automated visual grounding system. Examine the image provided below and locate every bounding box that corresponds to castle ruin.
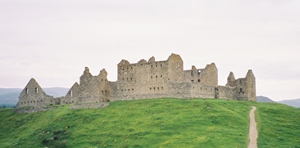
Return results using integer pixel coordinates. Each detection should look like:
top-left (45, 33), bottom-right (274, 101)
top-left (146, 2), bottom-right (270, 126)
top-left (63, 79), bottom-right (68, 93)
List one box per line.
top-left (16, 53), bottom-right (256, 111)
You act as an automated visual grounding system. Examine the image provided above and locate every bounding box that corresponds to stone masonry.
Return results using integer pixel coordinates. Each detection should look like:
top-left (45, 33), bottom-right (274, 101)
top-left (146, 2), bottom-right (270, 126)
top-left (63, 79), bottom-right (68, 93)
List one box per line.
top-left (16, 53), bottom-right (256, 111)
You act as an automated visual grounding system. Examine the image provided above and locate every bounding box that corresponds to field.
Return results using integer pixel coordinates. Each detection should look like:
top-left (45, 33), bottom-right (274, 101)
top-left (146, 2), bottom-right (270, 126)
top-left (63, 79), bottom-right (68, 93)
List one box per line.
top-left (0, 98), bottom-right (299, 148)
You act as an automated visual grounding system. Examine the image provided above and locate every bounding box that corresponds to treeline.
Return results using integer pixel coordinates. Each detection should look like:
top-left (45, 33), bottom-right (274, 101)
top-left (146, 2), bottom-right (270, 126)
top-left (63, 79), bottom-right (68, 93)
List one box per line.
top-left (0, 104), bottom-right (16, 108)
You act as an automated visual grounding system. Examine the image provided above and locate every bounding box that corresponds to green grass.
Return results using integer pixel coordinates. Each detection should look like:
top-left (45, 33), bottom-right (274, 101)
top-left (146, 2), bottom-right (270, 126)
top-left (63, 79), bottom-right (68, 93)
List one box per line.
top-left (255, 103), bottom-right (300, 147)
top-left (0, 98), bottom-right (299, 147)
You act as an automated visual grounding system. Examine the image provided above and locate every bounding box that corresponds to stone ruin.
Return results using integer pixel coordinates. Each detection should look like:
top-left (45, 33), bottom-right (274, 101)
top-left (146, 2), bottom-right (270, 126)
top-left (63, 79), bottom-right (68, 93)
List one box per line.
top-left (15, 53), bottom-right (256, 113)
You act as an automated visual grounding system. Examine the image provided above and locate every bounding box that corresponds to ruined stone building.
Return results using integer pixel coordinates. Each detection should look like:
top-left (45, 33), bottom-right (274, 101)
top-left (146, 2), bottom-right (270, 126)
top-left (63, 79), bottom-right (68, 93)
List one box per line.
top-left (16, 53), bottom-right (256, 110)
top-left (16, 78), bottom-right (60, 108)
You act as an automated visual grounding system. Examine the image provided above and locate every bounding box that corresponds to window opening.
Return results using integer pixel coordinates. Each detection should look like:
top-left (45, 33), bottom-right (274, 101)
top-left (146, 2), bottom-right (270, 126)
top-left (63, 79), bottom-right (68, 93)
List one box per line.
top-left (239, 88), bottom-right (244, 94)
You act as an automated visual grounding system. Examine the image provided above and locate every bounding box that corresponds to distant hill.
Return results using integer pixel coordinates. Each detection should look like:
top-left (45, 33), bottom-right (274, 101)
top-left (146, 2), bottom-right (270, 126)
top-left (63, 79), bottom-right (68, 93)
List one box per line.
top-left (256, 95), bottom-right (300, 108)
top-left (278, 99), bottom-right (300, 108)
top-left (0, 88), bottom-right (22, 107)
top-left (0, 87), bottom-right (69, 106)
top-left (256, 96), bottom-right (274, 102)
top-left (43, 87), bottom-right (70, 98)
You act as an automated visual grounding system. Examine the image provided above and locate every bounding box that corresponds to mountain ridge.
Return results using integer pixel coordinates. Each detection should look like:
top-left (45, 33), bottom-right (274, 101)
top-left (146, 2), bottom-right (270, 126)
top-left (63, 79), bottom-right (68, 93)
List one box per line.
top-left (278, 98), bottom-right (300, 108)
top-left (0, 87), bottom-right (69, 106)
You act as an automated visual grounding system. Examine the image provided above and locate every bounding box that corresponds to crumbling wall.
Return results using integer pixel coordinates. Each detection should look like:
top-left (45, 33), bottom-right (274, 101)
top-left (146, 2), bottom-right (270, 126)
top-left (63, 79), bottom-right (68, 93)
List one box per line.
top-left (78, 67), bottom-right (113, 104)
top-left (245, 70), bottom-right (256, 101)
top-left (16, 78), bottom-right (56, 108)
top-left (78, 67), bottom-right (100, 103)
top-left (115, 55), bottom-right (170, 100)
top-left (199, 63), bottom-right (218, 87)
top-left (16, 53), bottom-right (256, 113)
top-left (61, 82), bottom-right (79, 104)
top-left (226, 72), bottom-right (236, 87)
top-left (217, 86), bottom-right (235, 100)
top-left (190, 83), bottom-right (216, 99)
top-left (184, 65), bottom-right (203, 83)
top-left (167, 53), bottom-right (184, 82)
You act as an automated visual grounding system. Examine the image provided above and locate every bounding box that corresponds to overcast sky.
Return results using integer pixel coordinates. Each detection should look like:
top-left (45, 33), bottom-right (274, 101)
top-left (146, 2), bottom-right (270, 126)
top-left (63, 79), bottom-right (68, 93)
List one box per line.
top-left (1, 0), bottom-right (299, 101)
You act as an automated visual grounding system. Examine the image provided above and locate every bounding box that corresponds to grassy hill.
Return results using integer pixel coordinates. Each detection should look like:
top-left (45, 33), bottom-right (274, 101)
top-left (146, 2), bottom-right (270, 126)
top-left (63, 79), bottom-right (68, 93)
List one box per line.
top-left (0, 98), bottom-right (299, 148)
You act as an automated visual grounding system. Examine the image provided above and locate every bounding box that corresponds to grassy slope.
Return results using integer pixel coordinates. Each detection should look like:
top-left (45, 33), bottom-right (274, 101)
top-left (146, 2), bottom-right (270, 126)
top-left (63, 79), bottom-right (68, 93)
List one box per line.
top-left (255, 103), bottom-right (300, 147)
top-left (0, 98), bottom-right (299, 148)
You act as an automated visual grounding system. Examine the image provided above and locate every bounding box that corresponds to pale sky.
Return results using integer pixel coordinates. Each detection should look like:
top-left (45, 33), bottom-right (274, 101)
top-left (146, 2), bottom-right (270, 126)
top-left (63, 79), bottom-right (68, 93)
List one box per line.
top-left (1, 0), bottom-right (299, 101)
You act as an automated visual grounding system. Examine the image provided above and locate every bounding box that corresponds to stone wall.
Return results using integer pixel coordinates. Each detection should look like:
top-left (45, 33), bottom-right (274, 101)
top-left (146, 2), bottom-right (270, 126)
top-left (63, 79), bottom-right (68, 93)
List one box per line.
top-left (217, 86), bottom-right (235, 100)
top-left (67, 53), bottom-right (255, 102)
top-left (14, 106), bottom-right (56, 114)
top-left (245, 70), bottom-right (256, 101)
top-left (61, 82), bottom-right (79, 105)
top-left (16, 78), bottom-right (57, 108)
top-left (16, 53), bottom-right (256, 113)
top-left (70, 102), bottom-right (109, 110)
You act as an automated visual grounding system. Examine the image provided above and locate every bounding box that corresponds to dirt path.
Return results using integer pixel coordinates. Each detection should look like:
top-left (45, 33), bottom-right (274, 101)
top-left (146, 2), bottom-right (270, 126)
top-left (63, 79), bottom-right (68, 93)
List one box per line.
top-left (248, 106), bottom-right (257, 148)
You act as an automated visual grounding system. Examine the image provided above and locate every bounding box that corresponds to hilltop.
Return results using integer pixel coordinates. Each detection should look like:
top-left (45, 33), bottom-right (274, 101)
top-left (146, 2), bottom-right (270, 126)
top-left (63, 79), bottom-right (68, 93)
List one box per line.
top-left (256, 96), bottom-right (274, 102)
top-left (0, 98), bottom-right (299, 147)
